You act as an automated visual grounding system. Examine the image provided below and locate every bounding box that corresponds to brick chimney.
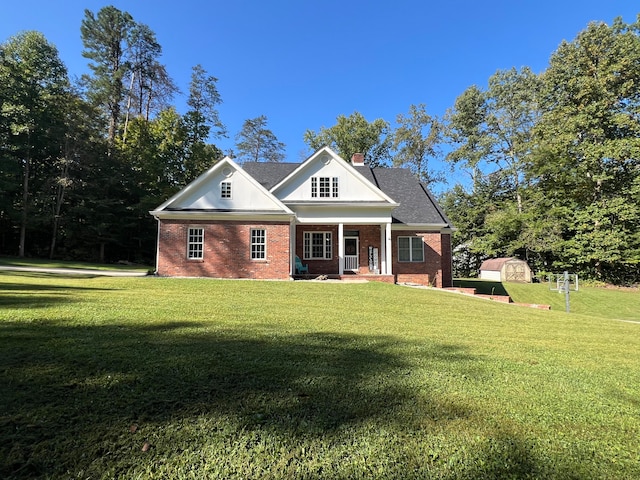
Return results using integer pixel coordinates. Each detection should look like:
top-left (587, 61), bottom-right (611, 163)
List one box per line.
top-left (351, 153), bottom-right (365, 166)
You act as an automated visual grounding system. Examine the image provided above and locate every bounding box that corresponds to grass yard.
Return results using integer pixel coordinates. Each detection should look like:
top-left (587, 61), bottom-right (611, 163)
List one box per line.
top-left (1, 273), bottom-right (638, 479)
top-left (0, 256), bottom-right (151, 273)
top-left (454, 278), bottom-right (640, 321)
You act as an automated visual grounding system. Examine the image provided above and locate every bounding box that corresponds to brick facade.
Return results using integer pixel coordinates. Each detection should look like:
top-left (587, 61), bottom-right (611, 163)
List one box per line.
top-left (157, 220), bottom-right (452, 286)
top-left (157, 220), bottom-right (290, 279)
top-left (295, 224), bottom-right (386, 275)
top-left (392, 231), bottom-right (451, 288)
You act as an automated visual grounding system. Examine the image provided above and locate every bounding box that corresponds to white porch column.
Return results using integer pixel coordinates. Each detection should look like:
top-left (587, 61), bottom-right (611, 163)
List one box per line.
top-left (379, 224), bottom-right (386, 274)
top-left (290, 220), bottom-right (297, 276)
top-left (338, 223), bottom-right (344, 275)
top-left (385, 223), bottom-right (392, 275)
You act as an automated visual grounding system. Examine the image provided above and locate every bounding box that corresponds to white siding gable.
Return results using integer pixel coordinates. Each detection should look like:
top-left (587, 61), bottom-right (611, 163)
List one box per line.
top-left (152, 157), bottom-right (290, 213)
top-left (272, 147), bottom-right (394, 204)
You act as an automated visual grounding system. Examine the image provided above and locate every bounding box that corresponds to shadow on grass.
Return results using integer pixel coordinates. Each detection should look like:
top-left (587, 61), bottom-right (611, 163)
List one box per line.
top-left (453, 279), bottom-right (509, 296)
top-left (0, 320), bottom-right (562, 478)
top-left (0, 279), bottom-right (117, 309)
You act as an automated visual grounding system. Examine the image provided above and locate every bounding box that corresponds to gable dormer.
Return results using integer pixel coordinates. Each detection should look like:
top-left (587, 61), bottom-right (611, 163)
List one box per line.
top-left (150, 157), bottom-right (293, 219)
top-left (271, 147), bottom-right (396, 205)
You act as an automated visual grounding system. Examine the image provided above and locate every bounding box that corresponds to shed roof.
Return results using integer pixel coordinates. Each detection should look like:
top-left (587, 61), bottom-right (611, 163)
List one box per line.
top-left (479, 257), bottom-right (522, 271)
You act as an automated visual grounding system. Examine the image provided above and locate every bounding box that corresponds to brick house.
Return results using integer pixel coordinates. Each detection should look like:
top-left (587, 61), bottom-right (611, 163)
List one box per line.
top-left (150, 147), bottom-right (454, 287)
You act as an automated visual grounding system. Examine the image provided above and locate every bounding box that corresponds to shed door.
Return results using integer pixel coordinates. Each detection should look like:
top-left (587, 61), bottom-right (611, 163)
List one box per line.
top-left (505, 262), bottom-right (525, 282)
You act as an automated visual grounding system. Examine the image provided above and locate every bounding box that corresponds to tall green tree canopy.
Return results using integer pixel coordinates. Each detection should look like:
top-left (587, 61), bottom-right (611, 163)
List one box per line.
top-left (1, 30), bottom-right (70, 256)
top-left (235, 115), bottom-right (285, 163)
top-left (181, 64), bottom-right (225, 183)
top-left (532, 16), bottom-right (640, 282)
top-left (303, 111), bottom-right (391, 167)
top-left (81, 5), bottom-right (135, 144)
top-left (392, 103), bottom-right (443, 185)
top-left (445, 67), bottom-right (541, 212)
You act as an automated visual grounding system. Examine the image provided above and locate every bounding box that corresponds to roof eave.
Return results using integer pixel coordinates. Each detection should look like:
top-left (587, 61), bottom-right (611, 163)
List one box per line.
top-left (150, 210), bottom-right (296, 221)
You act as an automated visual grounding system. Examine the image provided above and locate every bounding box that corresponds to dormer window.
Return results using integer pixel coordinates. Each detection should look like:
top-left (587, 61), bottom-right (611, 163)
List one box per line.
top-left (311, 176), bottom-right (338, 198)
top-left (221, 181), bottom-right (231, 199)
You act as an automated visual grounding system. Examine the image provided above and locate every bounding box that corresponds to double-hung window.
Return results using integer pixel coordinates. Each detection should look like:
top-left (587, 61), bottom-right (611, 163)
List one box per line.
top-left (187, 227), bottom-right (204, 259)
top-left (303, 231), bottom-right (332, 260)
top-left (250, 228), bottom-right (266, 260)
top-left (221, 181), bottom-right (232, 199)
top-left (398, 236), bottom-right (424, 262)
top-left (311, 177), bottom-right (338, 198)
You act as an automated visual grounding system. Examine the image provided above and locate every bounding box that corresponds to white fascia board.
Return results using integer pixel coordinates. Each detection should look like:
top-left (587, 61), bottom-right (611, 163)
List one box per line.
top-left (291, 204), bottom-right (394, 224)
top-left (270, 146), bottom-right (398, 205)
top-left (391, 223), bottom-right (456, 233)
top-left (269, 146), bottom-right (337, 193)
top-left (285, 201), bottom-right (398, 208)
top-left (153, 156), bottom-right (294, 215)
top-left (153, 156), bottom-right (231, 212)
top-left (149, 210), bottom-right (295, 222)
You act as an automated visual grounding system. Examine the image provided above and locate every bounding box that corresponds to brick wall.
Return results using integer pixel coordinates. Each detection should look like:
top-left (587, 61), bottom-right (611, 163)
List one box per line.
top-left (294, 224), bottom-right (385, 275)
top-left (295, 225), bottom-right (339, 274)
top-left (440, 234), bottom-right (453, 287)
top-left (351, 224), bottom-right (382, 273)
top-left (157, 220), bottom-right (290, 279)
top-left (392, 231), bottom-right (447, 287)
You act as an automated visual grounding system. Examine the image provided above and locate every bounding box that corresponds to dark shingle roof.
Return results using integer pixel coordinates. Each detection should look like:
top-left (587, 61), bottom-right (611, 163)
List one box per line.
top-left (366, 167), bottom-right (452, 226)
top-left (242, 162), bottom-right (452, 228)
top-left (242, 162), bottom-right (298, 190)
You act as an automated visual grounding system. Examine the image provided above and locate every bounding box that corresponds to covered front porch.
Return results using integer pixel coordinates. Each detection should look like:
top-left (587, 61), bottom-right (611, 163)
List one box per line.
top-left (291, 223), bottom-right (393, 277)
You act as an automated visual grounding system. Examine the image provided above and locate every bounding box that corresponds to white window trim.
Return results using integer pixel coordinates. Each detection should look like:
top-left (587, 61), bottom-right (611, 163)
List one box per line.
top-left (187, 227), bottom-right (204, 260)
top-left (250, 228), bottom-right (266, 260)
top-left (221, 181), bottom-right (232, 199)
top-left (397, 236), bottom-right (424, 262)
top-left (303, 231), bottom-right (333, 260)
top-left (311, 176), bottom-right (339, 198)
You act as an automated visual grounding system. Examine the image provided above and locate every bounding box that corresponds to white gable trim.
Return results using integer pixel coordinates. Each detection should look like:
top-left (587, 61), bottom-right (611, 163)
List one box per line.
top-left (150, 211), bottom-right (294, 221)
top-left (270, 147), bottom-right (398, 205)
top-left (150, 156), bottom-right (294, 217)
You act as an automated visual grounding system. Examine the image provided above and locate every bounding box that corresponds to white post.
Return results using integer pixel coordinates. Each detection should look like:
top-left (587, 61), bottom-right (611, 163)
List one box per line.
top-left (290, 220), bottom-right (296, 276)
top-left (338, 223), bottom-right (344, 275)
top-left (379, 224), bottom-right (386, 274)
top-left (385, 223), bottom-right (392, 275)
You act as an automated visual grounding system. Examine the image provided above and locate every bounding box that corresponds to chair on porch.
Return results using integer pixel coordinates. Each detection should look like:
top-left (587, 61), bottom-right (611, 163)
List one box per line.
top-left (295, 256), bottom-right (309, 274)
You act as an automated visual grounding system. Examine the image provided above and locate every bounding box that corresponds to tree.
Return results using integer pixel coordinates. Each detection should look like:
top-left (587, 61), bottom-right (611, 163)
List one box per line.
top-left (0, 31), bottom-right (69, 257)
top-left (303, 111), bottom-right (391, 167)
top-left (124, 22), bottom-right (178, 129)
top-left (81, 5), bottom-right (135, 145)
top-left (392, 104), bottom-right (444, 185)
top-left (182, 64), bottom-right (226, 182)
top-left (445, 67), bottom-right (541, 212)
top-left (235, 115), bottom-right (285, 163)
top-left (532, 17), bottom-right (640, 282)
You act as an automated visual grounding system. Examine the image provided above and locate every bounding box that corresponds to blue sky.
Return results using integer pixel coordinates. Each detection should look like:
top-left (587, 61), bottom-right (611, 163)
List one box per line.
top-left (2, 1), bottom-right (638, 184)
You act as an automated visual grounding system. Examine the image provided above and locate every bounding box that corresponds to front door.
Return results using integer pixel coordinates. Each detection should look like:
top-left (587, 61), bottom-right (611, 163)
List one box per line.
top-left (344, 237), bottom-right (359, 272)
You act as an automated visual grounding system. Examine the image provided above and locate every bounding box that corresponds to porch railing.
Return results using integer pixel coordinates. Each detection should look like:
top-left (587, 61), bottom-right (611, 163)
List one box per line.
top-left (344, 255), bottom-right (358, 271)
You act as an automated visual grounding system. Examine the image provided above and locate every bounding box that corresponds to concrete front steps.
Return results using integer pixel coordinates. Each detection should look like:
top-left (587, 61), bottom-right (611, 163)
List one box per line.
top-left (444, 287), bottom-right (551, 310)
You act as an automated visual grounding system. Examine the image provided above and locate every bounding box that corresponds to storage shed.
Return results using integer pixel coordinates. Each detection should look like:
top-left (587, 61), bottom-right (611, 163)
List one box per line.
top-left (479, 257), bottom-right (532, 283)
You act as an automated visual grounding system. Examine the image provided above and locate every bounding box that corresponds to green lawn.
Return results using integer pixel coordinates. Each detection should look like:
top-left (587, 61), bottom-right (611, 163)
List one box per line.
top-left (453, 278), bottom-right (640, 321)
top-left (1, 273), bottom-right (638, 479)
top-left (0, 256), bottom-right (151, 273)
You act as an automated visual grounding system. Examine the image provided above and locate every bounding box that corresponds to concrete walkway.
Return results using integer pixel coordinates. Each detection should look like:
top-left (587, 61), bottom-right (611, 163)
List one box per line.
top-left (0, 265), bottom-right (150, 277)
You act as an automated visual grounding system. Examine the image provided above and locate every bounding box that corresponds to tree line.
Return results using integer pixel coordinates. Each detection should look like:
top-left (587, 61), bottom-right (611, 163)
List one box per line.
top-left (1, 6), bottom-right (639, 284)
top-left (0, 6), bottom-right (287, 264)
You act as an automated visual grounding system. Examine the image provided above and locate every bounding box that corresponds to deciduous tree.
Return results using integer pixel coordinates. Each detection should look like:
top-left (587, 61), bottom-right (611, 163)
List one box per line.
top-left (304, 111), bottom-right (391, 167)
top-left (532, 17), bottom-right (640, 282)
top-left (392, 104), bottom-right (444, 185)
top-left (0, 31), bottom-right (69, 257)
